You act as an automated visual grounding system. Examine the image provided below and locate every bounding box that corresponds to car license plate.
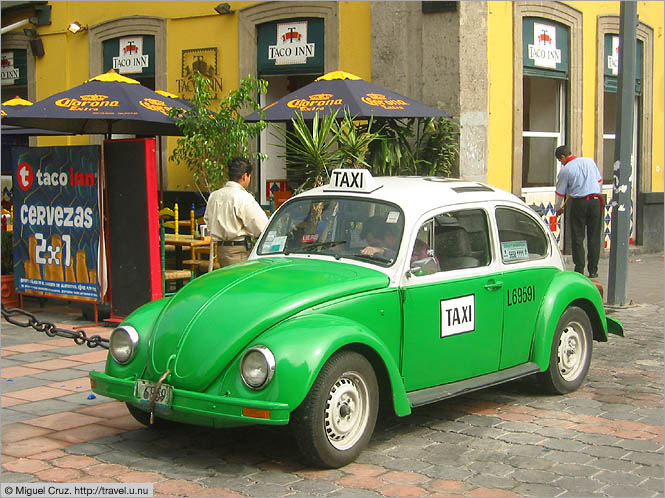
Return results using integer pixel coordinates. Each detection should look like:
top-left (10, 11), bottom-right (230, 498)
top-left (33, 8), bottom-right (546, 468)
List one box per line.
top-left (134, 379), bottom-right (173, 407)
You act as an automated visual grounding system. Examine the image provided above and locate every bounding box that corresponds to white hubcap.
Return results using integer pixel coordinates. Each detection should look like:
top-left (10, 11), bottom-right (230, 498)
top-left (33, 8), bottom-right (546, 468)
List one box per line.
top-left (324, 372), bottom-right (369, 450)
top-left (557, 323), bottom-right (586, 381)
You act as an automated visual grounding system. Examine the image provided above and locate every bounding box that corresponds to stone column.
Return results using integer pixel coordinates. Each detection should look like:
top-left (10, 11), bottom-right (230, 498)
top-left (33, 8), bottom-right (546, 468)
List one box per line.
top-left (458, 2), bottom-right (489, 183)
top-left (370, 2), bottom-right (423, 99)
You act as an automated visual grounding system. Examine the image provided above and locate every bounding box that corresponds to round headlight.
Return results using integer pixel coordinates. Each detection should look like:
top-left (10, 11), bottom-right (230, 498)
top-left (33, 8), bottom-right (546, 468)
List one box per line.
top-left (109, 326), bottom-right (139, 365)
top-left (240, 345), bottom-right (275, 390)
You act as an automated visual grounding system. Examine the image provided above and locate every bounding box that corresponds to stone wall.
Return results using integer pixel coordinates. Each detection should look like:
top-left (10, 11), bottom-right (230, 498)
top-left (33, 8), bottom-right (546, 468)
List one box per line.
top-left (637, 192), bottom-right (664, 252)
top-left (370, 2), bottom-right (489, 181)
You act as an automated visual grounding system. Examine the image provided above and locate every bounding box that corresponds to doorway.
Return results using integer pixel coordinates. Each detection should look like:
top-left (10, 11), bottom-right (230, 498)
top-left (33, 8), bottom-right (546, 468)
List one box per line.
top-left (258, 74), bottom-right (318, 205)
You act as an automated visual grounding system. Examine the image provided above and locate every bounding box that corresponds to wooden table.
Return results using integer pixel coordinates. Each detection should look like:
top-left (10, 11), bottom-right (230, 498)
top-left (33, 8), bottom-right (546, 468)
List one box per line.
top-left (164, 234), bottom-right (211, 269)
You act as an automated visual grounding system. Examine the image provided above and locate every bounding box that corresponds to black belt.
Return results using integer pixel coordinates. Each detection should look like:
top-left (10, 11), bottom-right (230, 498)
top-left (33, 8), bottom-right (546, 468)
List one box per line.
top-left (219, 240), bottom-right (246, 246)
top-left (574, 193), bottom-right (604, 209)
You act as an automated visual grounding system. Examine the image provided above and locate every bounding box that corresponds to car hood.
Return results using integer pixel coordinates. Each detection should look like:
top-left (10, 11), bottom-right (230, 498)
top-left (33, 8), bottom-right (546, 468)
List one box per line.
top-left (147, 257), bottom-right (389, 391)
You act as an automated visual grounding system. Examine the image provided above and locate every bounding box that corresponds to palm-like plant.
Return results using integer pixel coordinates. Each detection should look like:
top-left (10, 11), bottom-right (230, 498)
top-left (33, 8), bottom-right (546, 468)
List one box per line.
top-left (334, 110), bottom-right (382, 169)
top-left (366, 117), bottom-right (460, 177)
top-left (416, 117), bottom-right (461, 176)
top-left (271, 111), bottom-right (342, 193)
top-left (271, 110), bottom-right (460, 194)
top-left (365, 118), bottom-right (413, 176)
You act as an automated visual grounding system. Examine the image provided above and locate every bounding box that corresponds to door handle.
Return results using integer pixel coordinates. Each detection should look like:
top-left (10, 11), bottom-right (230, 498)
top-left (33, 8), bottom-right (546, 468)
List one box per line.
top-left (484, 279), bottom-right (504, 291)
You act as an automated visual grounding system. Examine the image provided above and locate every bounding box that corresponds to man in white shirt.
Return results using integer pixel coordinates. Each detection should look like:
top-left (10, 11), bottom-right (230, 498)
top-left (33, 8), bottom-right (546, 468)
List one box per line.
top-left (204, 157), bottom-right (268, 268)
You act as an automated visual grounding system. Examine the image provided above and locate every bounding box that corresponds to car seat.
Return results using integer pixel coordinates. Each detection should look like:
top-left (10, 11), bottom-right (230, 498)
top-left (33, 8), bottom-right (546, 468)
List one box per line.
top-left (435, 226), bottom-right (480, 271)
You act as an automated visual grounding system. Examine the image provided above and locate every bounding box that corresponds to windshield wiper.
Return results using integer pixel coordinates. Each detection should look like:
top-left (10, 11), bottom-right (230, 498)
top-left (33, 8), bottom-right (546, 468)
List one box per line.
top-left (350, 253), bottom-right (392, 264)
top-left (300, 240), bottom-right (347, 252)
top-left (283, 240), bottom-right (346, 259)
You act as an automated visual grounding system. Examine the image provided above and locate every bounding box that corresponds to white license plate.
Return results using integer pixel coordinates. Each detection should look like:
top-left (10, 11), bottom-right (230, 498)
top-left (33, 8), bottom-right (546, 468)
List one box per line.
top-left (134, 379), bottom-right (173, 407)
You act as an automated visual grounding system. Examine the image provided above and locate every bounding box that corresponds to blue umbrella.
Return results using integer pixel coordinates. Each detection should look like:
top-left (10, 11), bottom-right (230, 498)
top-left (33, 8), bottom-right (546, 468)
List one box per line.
top-left (2, 125), bottom-right (72, 136)
top-left (3, 70), bottom-right (189, 136)
top-left (2, 96), bottom-right (70, 135)
top-left (245, 70), bottom-right (449, 122)
top-left (2, 98), bottom-right (72, 177)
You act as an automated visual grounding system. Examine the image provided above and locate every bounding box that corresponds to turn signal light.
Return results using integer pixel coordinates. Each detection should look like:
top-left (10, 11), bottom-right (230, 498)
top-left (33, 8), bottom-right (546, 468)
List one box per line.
top-left (242, 407), bottom-right (271, 419)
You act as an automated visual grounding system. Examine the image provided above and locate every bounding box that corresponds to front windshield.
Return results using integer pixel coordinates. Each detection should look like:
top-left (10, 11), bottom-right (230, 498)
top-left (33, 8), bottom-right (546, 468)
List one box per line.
top-left (258, 197), bottom-right (405, 267)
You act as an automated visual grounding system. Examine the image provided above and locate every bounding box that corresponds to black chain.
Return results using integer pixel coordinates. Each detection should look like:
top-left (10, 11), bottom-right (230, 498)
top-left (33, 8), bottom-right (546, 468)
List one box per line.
top-left (1, 304), bottom-right (109, 349)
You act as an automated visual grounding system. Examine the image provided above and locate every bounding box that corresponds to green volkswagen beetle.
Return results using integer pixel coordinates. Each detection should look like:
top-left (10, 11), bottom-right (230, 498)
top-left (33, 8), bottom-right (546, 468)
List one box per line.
top-left (90, 169), bottom-right (623, 468)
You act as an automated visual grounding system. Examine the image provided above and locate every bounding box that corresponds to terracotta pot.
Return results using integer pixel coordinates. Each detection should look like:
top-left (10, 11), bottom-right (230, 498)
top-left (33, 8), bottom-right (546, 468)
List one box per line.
top-left (1, 274), bottom-right (19, 309)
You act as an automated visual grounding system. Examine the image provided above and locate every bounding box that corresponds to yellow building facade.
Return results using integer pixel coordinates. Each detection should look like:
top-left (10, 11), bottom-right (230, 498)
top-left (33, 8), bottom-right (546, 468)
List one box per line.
top-left (486, 1), bottom-right (663, 250)
top-left (2, 1), bottom-right (663, 249)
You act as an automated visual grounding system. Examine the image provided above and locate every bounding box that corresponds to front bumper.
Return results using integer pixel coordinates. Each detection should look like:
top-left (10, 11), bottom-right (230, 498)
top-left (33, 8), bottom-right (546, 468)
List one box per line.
top-left (89, 371), bottom-right (291, 427)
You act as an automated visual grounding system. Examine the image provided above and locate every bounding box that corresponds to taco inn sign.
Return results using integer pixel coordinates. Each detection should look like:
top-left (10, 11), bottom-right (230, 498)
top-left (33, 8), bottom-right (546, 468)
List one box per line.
top-left (269, 21), bottom-right (315, 65)
top-left (258, 19), bottom-right (324, 75)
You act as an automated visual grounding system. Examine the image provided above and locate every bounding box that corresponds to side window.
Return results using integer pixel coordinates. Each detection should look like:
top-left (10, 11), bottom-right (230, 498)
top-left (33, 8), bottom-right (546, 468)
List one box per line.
top-left (432, 209), bottom-right (491, 272)
top-left (410, 220), bottom-right (439, 276)
top-left (496, 207), bottom-right (549, 263)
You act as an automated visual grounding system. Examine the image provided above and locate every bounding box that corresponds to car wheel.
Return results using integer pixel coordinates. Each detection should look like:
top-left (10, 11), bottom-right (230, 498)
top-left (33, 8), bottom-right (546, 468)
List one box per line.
top-left (539, 306), bottom-right (593, 394)
top-left (293, 350), bottom-right (378, 468)
top-left (125, 402), bottom-right (171, 428)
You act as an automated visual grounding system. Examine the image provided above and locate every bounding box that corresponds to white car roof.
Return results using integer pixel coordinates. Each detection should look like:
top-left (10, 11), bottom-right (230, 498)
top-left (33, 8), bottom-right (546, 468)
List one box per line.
top-left (260, 170), bottom-right (564, 279)
top-left (297, 174), bottom-right (525, 221)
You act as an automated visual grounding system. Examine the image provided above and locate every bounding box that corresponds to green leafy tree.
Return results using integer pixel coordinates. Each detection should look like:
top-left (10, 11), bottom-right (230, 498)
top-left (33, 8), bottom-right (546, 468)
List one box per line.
top-left (169, 72), bottom-right (268, 201)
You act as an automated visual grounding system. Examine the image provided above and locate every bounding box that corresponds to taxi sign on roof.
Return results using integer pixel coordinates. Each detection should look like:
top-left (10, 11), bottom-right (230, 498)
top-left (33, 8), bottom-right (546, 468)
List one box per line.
top-left (326, 169), bottom-right (380, 193)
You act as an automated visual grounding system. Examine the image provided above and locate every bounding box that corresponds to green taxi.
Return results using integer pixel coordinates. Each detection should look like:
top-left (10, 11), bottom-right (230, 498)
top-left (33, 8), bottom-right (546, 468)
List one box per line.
top-left (90, 169), bottom-right (623, 468)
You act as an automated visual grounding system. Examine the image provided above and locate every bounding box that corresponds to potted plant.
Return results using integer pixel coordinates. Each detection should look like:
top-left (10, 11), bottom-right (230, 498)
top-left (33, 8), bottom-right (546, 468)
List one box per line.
top-left (1, 230), bottom-right (18, 308)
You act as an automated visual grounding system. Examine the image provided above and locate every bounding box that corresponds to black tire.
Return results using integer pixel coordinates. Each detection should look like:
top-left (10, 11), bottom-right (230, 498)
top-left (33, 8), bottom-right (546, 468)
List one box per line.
top-left (125, 402), bottom-right (171, 428)
top-left (292, 351), bottom-right (378, 468)
top-left (539, 306), bottom-right (593, 394)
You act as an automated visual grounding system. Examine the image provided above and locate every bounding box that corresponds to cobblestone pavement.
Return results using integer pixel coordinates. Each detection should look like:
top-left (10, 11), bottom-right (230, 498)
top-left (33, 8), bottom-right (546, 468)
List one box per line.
top-left (2, 258), bottom-right (663, 497)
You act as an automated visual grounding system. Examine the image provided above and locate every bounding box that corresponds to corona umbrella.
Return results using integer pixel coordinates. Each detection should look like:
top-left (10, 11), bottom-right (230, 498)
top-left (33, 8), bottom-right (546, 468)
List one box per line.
top-left (155, 89), bottom-right (192, 109)
top-left (2, 95), bottom-right (33, 112)
top-left (1, 96), bottom-right (71, 135)
top-left (244, 70), bottom-right (448, 122)
top-left (3, 70), bottom-right (189, 136)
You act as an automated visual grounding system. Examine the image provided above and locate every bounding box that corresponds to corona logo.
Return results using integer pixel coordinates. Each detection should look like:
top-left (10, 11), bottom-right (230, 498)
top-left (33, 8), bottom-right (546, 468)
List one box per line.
top-left (1, 110), bottom-right (6, 116)
top-left (55, 94), bottom-right (120, 111)
top-left (286, 94), bottom-right (343, 111)
top-left (139, 98), bottom-right (171, 116)
top-left (80, 94), bottom-right (108, 101)
top-left (361, 93), bottom-right (408, 109)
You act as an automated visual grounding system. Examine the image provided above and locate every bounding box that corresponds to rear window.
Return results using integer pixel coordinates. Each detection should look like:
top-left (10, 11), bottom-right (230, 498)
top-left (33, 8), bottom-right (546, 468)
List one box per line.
top-left (495, 207), bottom-right (549, 263)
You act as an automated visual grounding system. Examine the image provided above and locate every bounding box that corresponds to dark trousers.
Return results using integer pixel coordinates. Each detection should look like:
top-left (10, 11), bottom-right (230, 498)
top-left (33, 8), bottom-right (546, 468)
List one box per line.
top-left (569, 197), bottom-right (603, 275)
